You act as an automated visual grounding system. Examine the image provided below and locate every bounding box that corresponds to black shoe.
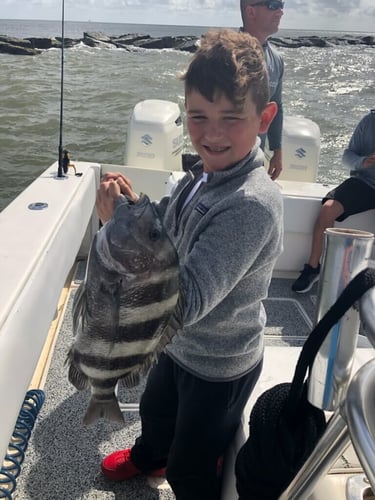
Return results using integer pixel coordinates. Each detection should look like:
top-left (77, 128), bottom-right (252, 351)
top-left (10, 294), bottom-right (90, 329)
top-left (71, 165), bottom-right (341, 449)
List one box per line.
top-left (291, 264), bottom-right (320, 293)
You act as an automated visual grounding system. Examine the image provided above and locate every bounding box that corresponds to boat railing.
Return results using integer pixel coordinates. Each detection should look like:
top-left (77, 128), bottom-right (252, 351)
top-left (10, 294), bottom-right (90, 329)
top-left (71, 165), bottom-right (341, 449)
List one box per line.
top-left (345, 354), bottom-right (375, 494)
top-left (279, 227), bottom-right (375, 500)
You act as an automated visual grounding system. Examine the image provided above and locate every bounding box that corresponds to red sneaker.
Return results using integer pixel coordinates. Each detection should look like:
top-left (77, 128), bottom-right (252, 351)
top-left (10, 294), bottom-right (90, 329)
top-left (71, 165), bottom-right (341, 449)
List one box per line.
top-left (101, 448), bottom-right (166, 481)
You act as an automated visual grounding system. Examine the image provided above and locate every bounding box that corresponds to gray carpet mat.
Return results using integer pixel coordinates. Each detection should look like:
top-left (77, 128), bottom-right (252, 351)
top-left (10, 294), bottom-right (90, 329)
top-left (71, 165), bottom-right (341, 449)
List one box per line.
top-left (11, 274), bottom-right (317, 500)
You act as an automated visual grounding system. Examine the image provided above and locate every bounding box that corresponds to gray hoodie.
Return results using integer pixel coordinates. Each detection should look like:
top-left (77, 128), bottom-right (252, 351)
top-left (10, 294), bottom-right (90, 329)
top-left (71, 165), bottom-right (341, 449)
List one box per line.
top-left (155, 144), bottom-right (283, 381)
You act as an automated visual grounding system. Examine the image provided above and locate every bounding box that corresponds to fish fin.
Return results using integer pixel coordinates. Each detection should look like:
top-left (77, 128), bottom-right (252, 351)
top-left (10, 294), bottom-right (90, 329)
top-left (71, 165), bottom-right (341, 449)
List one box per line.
top-left (82, 395), bottom-right (125, 426)
top-left (120, 371), bottom-right (141, 388)
top-left (66, 349), bottom-right (89, 390)
top-left (68, 364), bottom-right (89, 391)
top-left (151, 290), bottom-right (185, 354)
top-left (168, 288), bottom-right (185, 332)
top-left (72, 280), bottom-right (87, 336)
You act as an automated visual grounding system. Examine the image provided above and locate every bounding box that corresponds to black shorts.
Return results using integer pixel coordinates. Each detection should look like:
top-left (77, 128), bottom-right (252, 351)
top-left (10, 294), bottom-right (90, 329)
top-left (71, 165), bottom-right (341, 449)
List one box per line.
top-left (322, 177), bottom-right (375, 222)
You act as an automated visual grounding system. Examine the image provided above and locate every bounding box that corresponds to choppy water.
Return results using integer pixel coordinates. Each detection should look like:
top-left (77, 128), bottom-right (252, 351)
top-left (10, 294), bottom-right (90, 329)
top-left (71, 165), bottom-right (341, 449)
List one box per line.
top-left (0, 20), bottom-right (374, 211)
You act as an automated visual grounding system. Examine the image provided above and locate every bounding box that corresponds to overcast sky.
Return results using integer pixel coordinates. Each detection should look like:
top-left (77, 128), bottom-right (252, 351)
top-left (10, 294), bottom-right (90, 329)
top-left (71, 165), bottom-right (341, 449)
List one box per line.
top-left (2, 0), bottom-right (375, 32)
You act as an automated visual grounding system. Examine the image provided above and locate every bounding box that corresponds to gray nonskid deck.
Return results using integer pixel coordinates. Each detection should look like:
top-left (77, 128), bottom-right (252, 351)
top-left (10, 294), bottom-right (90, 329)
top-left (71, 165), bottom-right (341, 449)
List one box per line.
top-left (13, 273), bottom-right (319, 500)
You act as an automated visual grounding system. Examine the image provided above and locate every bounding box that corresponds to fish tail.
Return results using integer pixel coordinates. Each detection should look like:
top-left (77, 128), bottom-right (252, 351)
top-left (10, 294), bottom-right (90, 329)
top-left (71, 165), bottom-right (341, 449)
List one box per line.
top-left (82, 394), bottom-right (125, 426)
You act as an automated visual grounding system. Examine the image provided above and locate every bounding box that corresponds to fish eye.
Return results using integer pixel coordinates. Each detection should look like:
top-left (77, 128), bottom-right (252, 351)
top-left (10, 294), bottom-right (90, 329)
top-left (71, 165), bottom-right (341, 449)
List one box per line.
top-left (149, 228), bottom-right (161, 241)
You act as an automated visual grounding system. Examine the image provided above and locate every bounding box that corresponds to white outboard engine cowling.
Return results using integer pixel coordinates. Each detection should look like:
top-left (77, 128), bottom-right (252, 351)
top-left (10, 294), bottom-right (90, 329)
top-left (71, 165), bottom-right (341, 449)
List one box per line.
top-left (125, 99), bottom-right (184, 171)
top-left (266, 115), bottom-right (321, 182)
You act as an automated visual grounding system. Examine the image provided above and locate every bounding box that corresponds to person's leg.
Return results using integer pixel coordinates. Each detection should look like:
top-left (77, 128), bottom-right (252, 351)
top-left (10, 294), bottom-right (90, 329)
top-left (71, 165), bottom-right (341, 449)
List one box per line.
top-left (307, 199), bottom-right (345, 268)
top-left (291, 178), bottom-right (372, 293)
top-left (101, 353), bottom-right (178, 479)
top-left (308, 178), bottom-right (375, 267)
top-left (291, 199), bottom-right (344, 293)
top-left (131, 353), bottom-right (178, 471)
top-left (166, 359), bottom-right (263, 500)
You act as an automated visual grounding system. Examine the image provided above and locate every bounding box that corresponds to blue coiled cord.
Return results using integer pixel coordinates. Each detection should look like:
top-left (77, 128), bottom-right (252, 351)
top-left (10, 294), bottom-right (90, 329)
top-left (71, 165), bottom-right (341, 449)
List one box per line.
top-left (0, 390), bottom-right (45, 499)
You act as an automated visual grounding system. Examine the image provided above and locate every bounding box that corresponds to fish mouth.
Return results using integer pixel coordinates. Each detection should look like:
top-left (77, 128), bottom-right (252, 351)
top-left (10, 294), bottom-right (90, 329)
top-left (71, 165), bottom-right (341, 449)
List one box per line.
top-left (113, 193), bottom-right (150, 221)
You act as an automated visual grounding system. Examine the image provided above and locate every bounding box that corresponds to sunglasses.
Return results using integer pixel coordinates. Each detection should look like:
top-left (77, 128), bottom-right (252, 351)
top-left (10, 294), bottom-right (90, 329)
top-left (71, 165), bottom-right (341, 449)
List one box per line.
top-left (250, 0), bottom-right (284, 10)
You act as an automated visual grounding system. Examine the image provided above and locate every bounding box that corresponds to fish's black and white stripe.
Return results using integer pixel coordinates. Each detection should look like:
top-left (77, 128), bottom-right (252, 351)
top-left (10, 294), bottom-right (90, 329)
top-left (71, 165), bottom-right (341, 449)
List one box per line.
top-left (67, 194), bottom-right (183, 425)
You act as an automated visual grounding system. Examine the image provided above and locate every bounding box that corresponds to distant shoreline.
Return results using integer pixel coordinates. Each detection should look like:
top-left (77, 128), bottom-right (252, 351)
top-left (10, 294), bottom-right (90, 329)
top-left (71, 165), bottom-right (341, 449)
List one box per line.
top-left (0, 30), bottom-right (374, 56)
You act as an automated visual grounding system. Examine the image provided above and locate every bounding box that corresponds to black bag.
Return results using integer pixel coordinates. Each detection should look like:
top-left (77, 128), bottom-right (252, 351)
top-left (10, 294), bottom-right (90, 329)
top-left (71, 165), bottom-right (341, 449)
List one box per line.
top-left (235, 267), bottom-right (375, 500)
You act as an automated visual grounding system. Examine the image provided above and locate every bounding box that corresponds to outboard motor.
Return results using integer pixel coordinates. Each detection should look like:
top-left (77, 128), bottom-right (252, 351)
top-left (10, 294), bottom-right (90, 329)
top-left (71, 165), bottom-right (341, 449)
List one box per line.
top-left (125, 99), bottom-right (184, 171)
top-left (266, 115), bottom-right (321, 182)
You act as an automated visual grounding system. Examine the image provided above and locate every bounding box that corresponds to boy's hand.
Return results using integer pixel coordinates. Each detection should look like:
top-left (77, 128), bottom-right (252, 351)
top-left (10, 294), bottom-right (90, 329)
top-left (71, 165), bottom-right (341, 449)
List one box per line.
top-left (100, 172), bottom-right (138, 202)
top-left (96, 172), bottom-right (138, 223)
top-left (96, 179), bottom-right (121, 223)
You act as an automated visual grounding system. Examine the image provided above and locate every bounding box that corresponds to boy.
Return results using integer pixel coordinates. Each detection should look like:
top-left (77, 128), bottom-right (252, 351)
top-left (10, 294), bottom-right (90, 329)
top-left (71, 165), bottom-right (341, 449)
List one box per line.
top-left (97, 29), bottom-right (283, 500)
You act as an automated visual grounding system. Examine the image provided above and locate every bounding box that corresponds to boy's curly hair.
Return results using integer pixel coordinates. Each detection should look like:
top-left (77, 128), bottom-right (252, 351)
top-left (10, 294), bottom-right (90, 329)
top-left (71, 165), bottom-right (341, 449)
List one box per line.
top-left (181, 29), bottom-right (269, 114)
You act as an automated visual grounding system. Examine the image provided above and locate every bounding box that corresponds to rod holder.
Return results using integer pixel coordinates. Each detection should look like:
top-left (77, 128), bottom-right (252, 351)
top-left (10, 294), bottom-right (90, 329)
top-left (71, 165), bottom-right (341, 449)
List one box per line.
top-left (307, 228), bottom-right (374, 411)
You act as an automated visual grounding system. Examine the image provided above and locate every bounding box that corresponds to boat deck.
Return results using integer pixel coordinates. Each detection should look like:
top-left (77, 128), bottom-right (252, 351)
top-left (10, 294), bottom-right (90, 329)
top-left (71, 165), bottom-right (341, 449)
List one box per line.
top-left (8, 264), bottom-right (371, 500)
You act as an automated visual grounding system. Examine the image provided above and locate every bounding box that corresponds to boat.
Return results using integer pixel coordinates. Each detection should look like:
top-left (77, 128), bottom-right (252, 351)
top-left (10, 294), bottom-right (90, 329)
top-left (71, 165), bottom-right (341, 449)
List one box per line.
top-left (0, 98), bottom-right (374, 500)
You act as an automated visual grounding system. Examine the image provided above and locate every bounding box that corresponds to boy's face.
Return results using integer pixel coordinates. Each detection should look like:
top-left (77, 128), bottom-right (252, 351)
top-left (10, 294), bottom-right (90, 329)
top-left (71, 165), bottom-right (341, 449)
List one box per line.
top-left (185, 89), bottom-right (276, 173)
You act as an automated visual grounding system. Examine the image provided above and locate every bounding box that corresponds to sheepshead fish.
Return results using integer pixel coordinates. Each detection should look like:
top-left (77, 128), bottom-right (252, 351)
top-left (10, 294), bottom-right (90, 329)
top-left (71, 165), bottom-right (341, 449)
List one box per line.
top-left (67, 194), bottom-right (182, 425)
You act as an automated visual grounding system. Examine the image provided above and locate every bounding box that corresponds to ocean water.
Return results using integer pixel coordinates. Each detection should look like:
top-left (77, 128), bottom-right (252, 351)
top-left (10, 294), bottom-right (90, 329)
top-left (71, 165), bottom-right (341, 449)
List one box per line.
top-left (0, 19), bottom-right (374, 212)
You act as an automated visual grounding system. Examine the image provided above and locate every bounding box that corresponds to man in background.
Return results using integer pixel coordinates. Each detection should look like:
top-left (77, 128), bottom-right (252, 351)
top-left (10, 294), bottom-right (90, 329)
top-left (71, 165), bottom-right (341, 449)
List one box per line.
top-left (240, 0), bottom-right (284, 180)
top-left (292, 108), bottom-right (375, 293)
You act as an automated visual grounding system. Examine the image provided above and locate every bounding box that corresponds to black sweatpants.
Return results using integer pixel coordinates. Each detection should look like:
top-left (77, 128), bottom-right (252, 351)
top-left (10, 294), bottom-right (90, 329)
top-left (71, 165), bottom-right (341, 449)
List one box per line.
top-left (130, 352), bottom-right (262, 500)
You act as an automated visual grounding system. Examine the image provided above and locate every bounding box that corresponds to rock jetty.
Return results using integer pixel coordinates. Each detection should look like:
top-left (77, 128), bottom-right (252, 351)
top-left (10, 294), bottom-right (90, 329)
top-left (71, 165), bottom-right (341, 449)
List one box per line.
top-left (0, 31), bottom-right (374, 56)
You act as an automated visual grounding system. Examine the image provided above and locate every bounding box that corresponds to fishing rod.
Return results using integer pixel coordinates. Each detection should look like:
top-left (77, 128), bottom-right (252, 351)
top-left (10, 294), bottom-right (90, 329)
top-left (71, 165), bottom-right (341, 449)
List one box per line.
top-left (57, 0), bottom-right (80, 178)
top-left (57, 0), bottom-right (65, 177)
